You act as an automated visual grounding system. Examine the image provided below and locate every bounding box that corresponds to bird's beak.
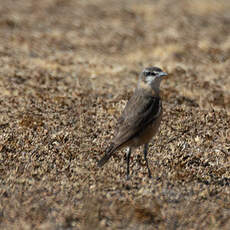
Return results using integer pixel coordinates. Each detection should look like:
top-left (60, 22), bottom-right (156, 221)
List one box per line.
top-left (158, 72), bottom-right (168, 77)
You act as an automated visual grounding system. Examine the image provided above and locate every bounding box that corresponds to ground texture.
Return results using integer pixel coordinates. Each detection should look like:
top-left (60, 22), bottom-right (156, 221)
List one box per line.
top-left (0, 0), bottom-right (230, 229)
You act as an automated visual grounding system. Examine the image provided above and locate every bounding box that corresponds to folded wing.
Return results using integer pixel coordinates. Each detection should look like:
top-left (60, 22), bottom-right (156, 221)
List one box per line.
top-left (114, 88), bottom-right (161, 146)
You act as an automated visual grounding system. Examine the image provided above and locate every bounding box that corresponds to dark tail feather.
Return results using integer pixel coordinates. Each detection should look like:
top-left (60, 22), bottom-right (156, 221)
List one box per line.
top-left (98, 143), bottom-right (116, 167)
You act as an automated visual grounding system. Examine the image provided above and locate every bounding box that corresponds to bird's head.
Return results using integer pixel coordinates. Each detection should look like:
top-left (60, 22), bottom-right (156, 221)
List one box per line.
top-left (140, 67), bottom-right (168, 86)
top-left (138, 67), bottom-right (168, 94)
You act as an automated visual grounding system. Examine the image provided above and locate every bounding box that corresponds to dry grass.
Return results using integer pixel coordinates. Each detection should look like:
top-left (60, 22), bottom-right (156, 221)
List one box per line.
top-left (0, 0), bottom-right (230, 229)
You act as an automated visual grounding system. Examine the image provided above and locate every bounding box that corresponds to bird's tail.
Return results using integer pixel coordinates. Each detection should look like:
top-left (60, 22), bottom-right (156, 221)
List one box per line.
top-left (97, 143), bottom-right (117, 167)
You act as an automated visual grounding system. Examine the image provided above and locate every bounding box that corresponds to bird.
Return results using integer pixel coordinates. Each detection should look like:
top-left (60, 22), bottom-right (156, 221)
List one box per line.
top-left (98, 66), bottom-right (168, 179)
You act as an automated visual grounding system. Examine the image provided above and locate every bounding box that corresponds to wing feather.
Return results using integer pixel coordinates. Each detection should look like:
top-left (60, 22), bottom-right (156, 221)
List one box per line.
top-left (114, 88), bottom-right (161, 145)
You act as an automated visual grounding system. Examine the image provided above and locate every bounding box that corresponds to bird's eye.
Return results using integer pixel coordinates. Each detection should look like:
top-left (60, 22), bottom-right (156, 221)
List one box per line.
top-left (145, 71), bottom-right (150, 76)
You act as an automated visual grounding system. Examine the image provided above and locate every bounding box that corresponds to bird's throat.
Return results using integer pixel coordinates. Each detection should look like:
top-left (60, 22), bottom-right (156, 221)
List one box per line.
top-left (138, 81), bottom-right (160, 97)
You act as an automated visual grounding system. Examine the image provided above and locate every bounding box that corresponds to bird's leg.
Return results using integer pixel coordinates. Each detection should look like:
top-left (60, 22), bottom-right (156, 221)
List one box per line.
top-left (144, 143), bottom-right (152, 178)
top-left (126, 147), bottom-right (132, 180)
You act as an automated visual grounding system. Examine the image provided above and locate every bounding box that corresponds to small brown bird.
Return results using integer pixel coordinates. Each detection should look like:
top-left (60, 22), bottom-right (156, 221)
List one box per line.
top-left (98, 67), bottom-right (168, 179)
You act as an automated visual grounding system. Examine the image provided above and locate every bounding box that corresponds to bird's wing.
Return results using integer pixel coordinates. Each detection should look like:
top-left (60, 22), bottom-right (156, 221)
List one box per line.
top-left (113, 88), bottom-right (161, 146)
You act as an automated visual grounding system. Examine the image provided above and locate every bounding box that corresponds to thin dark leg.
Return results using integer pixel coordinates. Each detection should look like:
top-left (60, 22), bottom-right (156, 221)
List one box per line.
top-left (126, 147), bottom-right (132, 180)
top-left (144, 144), bottom-right (152, 178)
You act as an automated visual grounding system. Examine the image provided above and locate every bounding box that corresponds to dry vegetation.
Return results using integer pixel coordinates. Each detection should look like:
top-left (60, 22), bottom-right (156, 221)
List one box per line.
top-left (0, 0), bottom-right (230, 229)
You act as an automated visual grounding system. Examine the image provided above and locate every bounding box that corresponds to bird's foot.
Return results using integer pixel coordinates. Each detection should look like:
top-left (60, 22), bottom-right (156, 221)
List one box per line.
top-left (148, 171), bottom-right (152, 179)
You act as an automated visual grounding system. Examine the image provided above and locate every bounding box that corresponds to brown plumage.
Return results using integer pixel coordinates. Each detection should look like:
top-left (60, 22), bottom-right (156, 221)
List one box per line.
top-left (98, 67), bottom-right (167, 179)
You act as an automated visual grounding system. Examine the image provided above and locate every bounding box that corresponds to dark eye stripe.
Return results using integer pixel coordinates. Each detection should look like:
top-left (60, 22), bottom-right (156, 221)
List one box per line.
top-left (145, 71), bottom-right (158, 76)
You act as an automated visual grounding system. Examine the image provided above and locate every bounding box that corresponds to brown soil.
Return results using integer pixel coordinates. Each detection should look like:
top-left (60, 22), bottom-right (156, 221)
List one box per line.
top-left (0, 0), bottom-right (230, 229)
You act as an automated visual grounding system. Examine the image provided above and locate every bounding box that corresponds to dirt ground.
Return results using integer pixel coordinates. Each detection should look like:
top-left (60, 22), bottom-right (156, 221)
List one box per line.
top-left (0, 0), bottom-right (230, 229)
